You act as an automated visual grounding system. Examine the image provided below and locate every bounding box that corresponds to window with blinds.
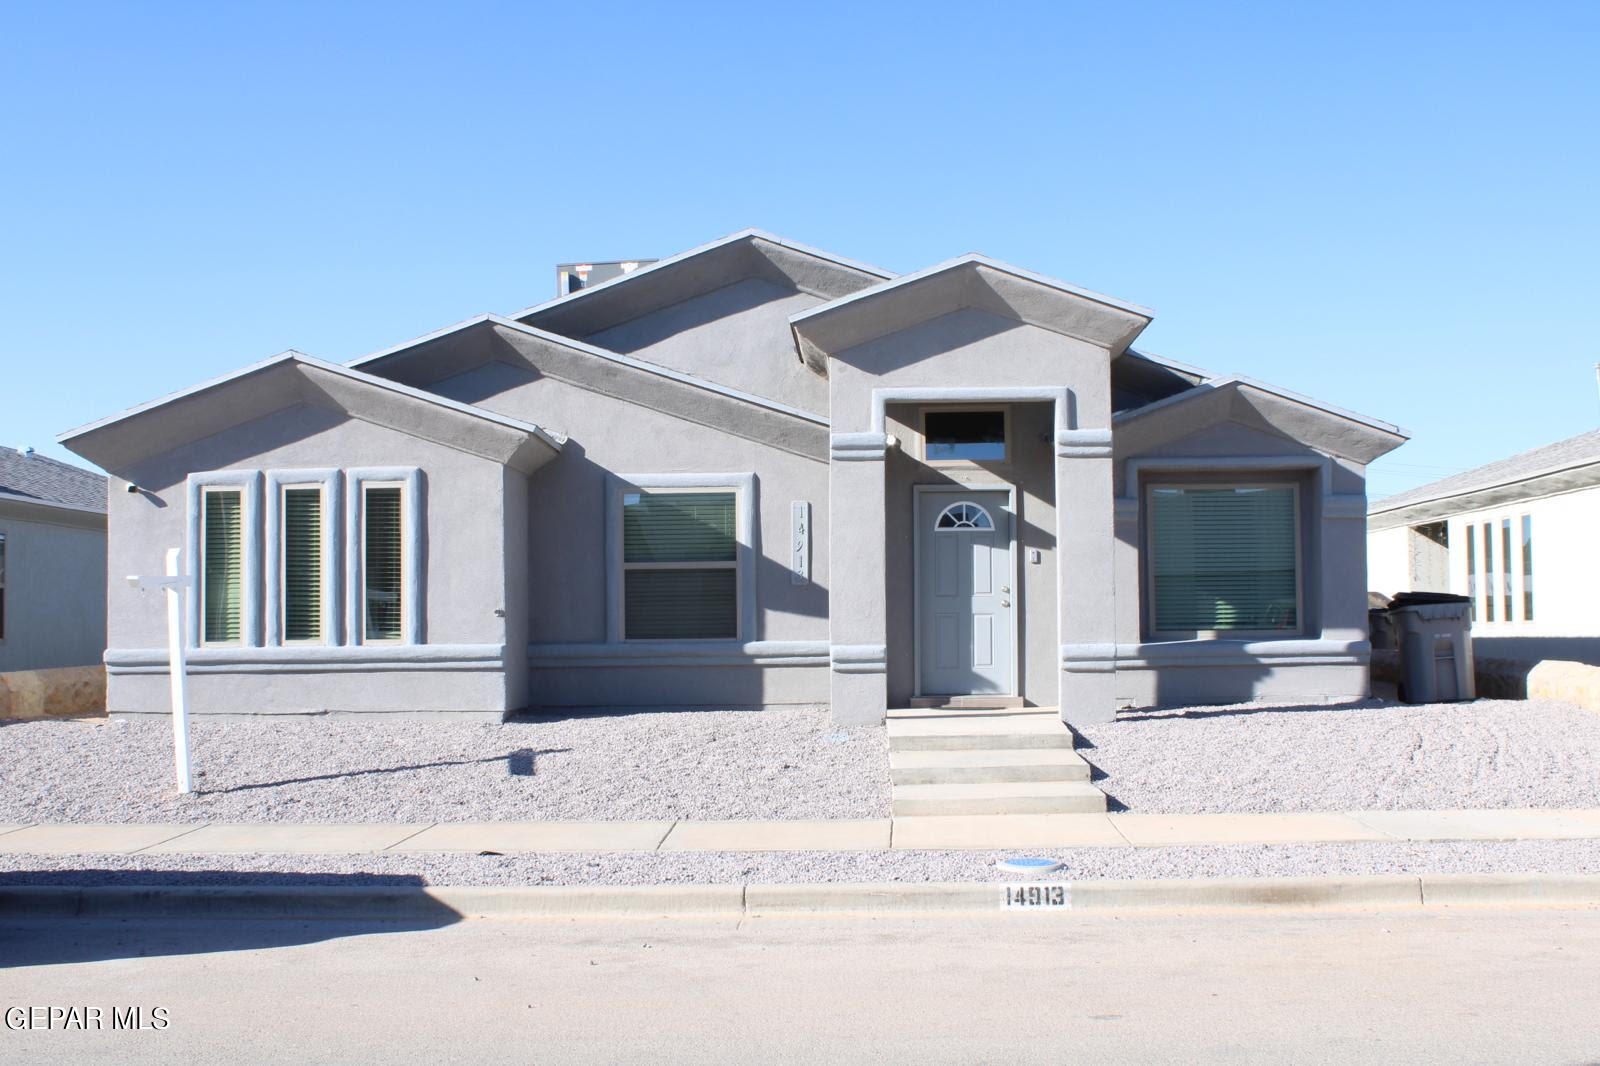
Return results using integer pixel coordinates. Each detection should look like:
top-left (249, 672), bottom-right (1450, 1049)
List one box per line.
top-left (622, 491), bottom-right (737, 639)
top-left (282, 487), bottom-right (323, 642)
top-left (1148, 485), bottom-right (1300, 635)
top-left (0, 532), bottom-right (7, 640)
top-left (203, 489), bottom-right (244, 643)
top-left (364, 485), bottom-right (404, 641)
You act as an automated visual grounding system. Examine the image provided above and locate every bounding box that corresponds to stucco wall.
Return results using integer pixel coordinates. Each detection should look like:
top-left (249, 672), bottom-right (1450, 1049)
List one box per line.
top-left (581, 279), bottom-right (830, 414)
top-left (0, 501), bottom-right (107, 672)
top-left (103, 403), bottom-right (521, 713)
top-left (427, 361), bottom-right (832, 709)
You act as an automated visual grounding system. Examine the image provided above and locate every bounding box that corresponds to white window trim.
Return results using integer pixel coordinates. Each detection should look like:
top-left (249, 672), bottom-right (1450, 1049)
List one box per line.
top-left (605, 473), bottom-right (757, 643)
top-left (345, 467), bottom-right (423, 646)
top-left (264, 469), bottom-right (341, 647)
top-left (185, 470), bottom-right (263, 648)
top-left (1143, 480), bottom-right (1305, 642)
top-left (918, 404), bottom-right (1012, 467)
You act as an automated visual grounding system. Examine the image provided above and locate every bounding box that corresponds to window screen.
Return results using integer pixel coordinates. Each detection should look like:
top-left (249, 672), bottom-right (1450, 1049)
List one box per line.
top-left (364, 486), bottom-right (404, 641)
top-left (203, 490), bottom-right (244, 643)
top-left (924, 410), bottom-right (1006, 461)
top-left (622, 491), bottom-right (737, 639)
top-left (1149, 486), bottom-right (1299, 633)
top-left (283, 488), bottom-right (322, 642)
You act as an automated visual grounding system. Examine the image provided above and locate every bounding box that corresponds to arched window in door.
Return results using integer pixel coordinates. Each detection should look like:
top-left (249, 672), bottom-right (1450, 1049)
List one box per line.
top-left (934, 501), bottom-right (995, 531)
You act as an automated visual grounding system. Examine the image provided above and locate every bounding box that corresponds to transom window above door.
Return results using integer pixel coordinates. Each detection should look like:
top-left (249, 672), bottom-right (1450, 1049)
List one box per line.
top-left (934, 501), bottom-right (995, 531)
top-left (923, 408), bottom-right (1007, 463)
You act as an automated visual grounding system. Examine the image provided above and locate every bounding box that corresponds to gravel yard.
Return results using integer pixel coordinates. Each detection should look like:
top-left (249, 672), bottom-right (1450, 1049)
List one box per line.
top-left (1081, 697), bottom-right (1600, 814)
top-left (5, 839), bottom-right (1600, 886)
top-left (0, 709), bottom-right (888, 823)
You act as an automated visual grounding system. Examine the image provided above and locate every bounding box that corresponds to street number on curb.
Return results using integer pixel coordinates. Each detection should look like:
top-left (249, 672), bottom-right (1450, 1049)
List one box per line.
top-left (1000, 884), bottom-right (1070, 910)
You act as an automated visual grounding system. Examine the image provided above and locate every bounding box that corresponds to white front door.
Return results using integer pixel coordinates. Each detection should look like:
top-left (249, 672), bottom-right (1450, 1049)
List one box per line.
top-left (916, 489), bottom-right (1015, 696)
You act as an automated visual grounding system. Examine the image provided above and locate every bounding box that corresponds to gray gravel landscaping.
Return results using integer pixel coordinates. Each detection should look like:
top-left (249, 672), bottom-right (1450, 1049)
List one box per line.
top-left (5, 839), bottom-right (1600, 886)
top-left (1081, 696), bottom-right (1600, 814)
top-left (0, 709), bottom-right (888, 823)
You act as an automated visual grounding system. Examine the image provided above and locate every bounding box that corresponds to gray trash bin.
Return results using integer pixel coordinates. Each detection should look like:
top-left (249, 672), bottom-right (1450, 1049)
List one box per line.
top-left (1387, 593), bottom-right (1475, 704)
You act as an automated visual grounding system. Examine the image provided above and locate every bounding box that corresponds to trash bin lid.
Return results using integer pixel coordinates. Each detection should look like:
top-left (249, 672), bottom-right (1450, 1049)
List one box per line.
top-left (1388, 591), bottom-right (1471, 608)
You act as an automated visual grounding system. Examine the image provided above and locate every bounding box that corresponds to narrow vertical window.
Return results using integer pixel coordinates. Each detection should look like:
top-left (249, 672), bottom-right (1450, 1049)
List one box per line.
top-left (1482, 521), bottom-right (1494, 622)
top-left (1465, 524), bottom-right (1476, 620)
top-left (1522, 514), bottom-right (1534, 622)
top-left (0, 532), bottom-right (7, 640)
top-left (282, 487), bottom-right (323, 642)
top-left (363, 485), bottom-right (403, 641)
top-left (1501, 518), bottom-right (1513, 622)
top-left (203, 489), bottom-right (243, 643)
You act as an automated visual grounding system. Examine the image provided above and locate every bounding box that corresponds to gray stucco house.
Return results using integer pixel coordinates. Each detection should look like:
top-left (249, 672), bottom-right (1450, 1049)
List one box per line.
top-left (0, 447), bottom-right (107, 672)
top-left (59, 230), bottom-right (1406, 726)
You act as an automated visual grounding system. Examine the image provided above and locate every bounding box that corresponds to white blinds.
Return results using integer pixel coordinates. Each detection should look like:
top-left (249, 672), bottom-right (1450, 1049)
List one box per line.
top-left (622, 491), bottom-right (737, 639)
top-left (283, 488), bottom-right (322, 641)
top-left (1150, 486), bottom-right (1298, 633)
top-left (203, 490), bottom-right (243, 643)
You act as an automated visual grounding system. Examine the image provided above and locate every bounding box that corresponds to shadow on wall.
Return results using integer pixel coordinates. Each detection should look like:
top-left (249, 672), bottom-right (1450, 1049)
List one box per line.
top-left (0, 871), bottom-right (461, 967)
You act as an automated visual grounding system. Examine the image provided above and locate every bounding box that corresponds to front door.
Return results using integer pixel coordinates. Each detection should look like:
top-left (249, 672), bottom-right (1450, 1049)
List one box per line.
top-left (916, 489), bottom-right (1015, 696)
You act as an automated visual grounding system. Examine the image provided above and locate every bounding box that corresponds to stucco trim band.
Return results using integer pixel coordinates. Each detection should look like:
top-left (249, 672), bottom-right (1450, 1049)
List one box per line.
top-left (831, 644), bottom-right (888, 674)
top-left (1060, 639), bottom-right (1371, 672)
top-left (1055, 428), bottom-right (1114, 459)
top-left (528, 640), bottom-right (829, 669)
top-left (106, 643), bottom-right (505, 674)
top-left (830, 433), bottom-right (893, 462)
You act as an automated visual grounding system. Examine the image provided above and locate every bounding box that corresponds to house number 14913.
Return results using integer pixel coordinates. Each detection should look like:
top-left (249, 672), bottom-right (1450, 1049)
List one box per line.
top-left (1001, 884), bottom-right (1068, 909)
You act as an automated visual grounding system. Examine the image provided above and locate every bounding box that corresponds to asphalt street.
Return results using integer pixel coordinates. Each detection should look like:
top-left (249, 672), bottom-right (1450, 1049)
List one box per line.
top-left (3, 906), bottom-right (1599, 1064)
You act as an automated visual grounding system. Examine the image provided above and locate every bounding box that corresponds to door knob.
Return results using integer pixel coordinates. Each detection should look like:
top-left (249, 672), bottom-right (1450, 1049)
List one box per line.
top-left (1001, 599), bottom-right (1011, 608)
top-left (1001, 586), bottom-right (1011, 594)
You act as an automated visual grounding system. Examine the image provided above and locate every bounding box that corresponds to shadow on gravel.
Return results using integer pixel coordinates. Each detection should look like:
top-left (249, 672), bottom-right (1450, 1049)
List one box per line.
top-left (1119, 700), bottom-right (1386, 723)
top-left (197, 749), bottom-right (572, 794)
top-left (0, 871), bottom-right (460, 968)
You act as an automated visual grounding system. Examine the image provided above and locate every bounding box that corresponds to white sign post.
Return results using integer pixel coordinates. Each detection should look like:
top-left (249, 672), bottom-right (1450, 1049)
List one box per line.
top-left (126, 547), bottom-right (194, 794)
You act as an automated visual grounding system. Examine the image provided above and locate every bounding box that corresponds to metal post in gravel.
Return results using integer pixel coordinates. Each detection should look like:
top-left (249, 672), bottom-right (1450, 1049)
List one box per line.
top-left (126, 547), bottom-right (195, 795)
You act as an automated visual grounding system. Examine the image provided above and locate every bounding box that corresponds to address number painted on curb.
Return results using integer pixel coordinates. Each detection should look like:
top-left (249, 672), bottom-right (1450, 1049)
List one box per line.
top-left (1000, 883), bottom-right (1071, 910)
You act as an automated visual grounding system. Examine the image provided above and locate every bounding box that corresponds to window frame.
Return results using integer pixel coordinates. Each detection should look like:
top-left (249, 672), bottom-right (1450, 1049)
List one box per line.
top-left (264, 469), bottom-right (341, 647)
top-left (606, 473), bottom-right (756, 644)
top-left (0, 529), bottom-right (7, 643)
top-left (1142, 479), bottom-right (1305, 641)
top-left (185, 470), bottom-right (262, 648)
top-left (918, 405), bottom-right (1011, 467)
top-left (344, 467), bottom-right (423, 646)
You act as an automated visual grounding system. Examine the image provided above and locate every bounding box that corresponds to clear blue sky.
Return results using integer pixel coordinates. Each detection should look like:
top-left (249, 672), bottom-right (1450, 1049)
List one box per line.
top-left (4, 1), bottom-right (1596, 500)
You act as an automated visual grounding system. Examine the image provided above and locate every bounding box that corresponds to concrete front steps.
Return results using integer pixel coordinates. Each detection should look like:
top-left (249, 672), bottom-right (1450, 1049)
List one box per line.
top-left (887, 706), bottom-right (1109, 816)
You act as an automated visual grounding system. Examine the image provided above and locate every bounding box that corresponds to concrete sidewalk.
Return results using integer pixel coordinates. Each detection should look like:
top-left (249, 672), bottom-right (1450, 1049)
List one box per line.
top-left (5, 808), bottom-right (1600, 855)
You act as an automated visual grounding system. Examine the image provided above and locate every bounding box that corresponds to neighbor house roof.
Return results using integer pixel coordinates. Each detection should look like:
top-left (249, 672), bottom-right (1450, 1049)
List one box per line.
top-left (58, 352), bottom-right (564, 476)
top-left (787, 254), bottom-right (1155, 371)
top-left (0, 447), bottom-right (107, 513)
top-left (1369, 427), bottom-right (1600, 528)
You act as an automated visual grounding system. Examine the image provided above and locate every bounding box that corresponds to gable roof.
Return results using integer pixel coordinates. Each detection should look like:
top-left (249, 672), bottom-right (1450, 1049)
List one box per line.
top-left (1369, 427), bottom-right (1600, 526)
top-left (510, 229), bottom-right (892, 341)
top-left (58, 352), bottom-right (564, 475)
top-left (1113, 373), bottom-right (1408, 465)
top-left (787, 254), bottom-right (1155, 371)
top-left (0, 448), bottom-right (106, 513)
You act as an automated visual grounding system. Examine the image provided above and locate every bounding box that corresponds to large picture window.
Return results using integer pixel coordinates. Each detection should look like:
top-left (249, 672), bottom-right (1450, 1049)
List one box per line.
top-left (622, 491), bottom-right (738, 640)
top-left (1148, 484), bottom-right (1301, 636)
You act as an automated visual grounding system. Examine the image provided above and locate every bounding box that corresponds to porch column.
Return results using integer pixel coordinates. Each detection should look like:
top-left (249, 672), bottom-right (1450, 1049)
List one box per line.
top-left (828, 432), bottom-right (890, 726)
top-left (1056, 429), bottom-right (1118, 727)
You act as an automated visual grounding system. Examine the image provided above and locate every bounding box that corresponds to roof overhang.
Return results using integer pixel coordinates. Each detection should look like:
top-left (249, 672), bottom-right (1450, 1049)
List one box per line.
top-left (510, 229), bottom-right (892, 339)
top-left (1113, 377), bottom-right (1409, 466)
top-left (1369, 460), bottom-right (1600, 530)
top-left (58, 352), bottom-right (564, 475)
top-left (788, 255), bottom-right (1155, 373)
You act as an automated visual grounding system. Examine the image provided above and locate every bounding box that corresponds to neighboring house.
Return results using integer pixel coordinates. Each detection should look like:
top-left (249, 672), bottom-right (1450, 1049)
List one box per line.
top-left (0, 447), bottom-right (108, 672)
top-left (1368, 428), bottom-right (1600, 663)
top-left (59, 230), bottom-right (1406, 726)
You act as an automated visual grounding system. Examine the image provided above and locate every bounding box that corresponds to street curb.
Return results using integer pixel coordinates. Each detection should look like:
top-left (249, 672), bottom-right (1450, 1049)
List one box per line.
top-left (4, 874), bottom-right (1600, 921)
